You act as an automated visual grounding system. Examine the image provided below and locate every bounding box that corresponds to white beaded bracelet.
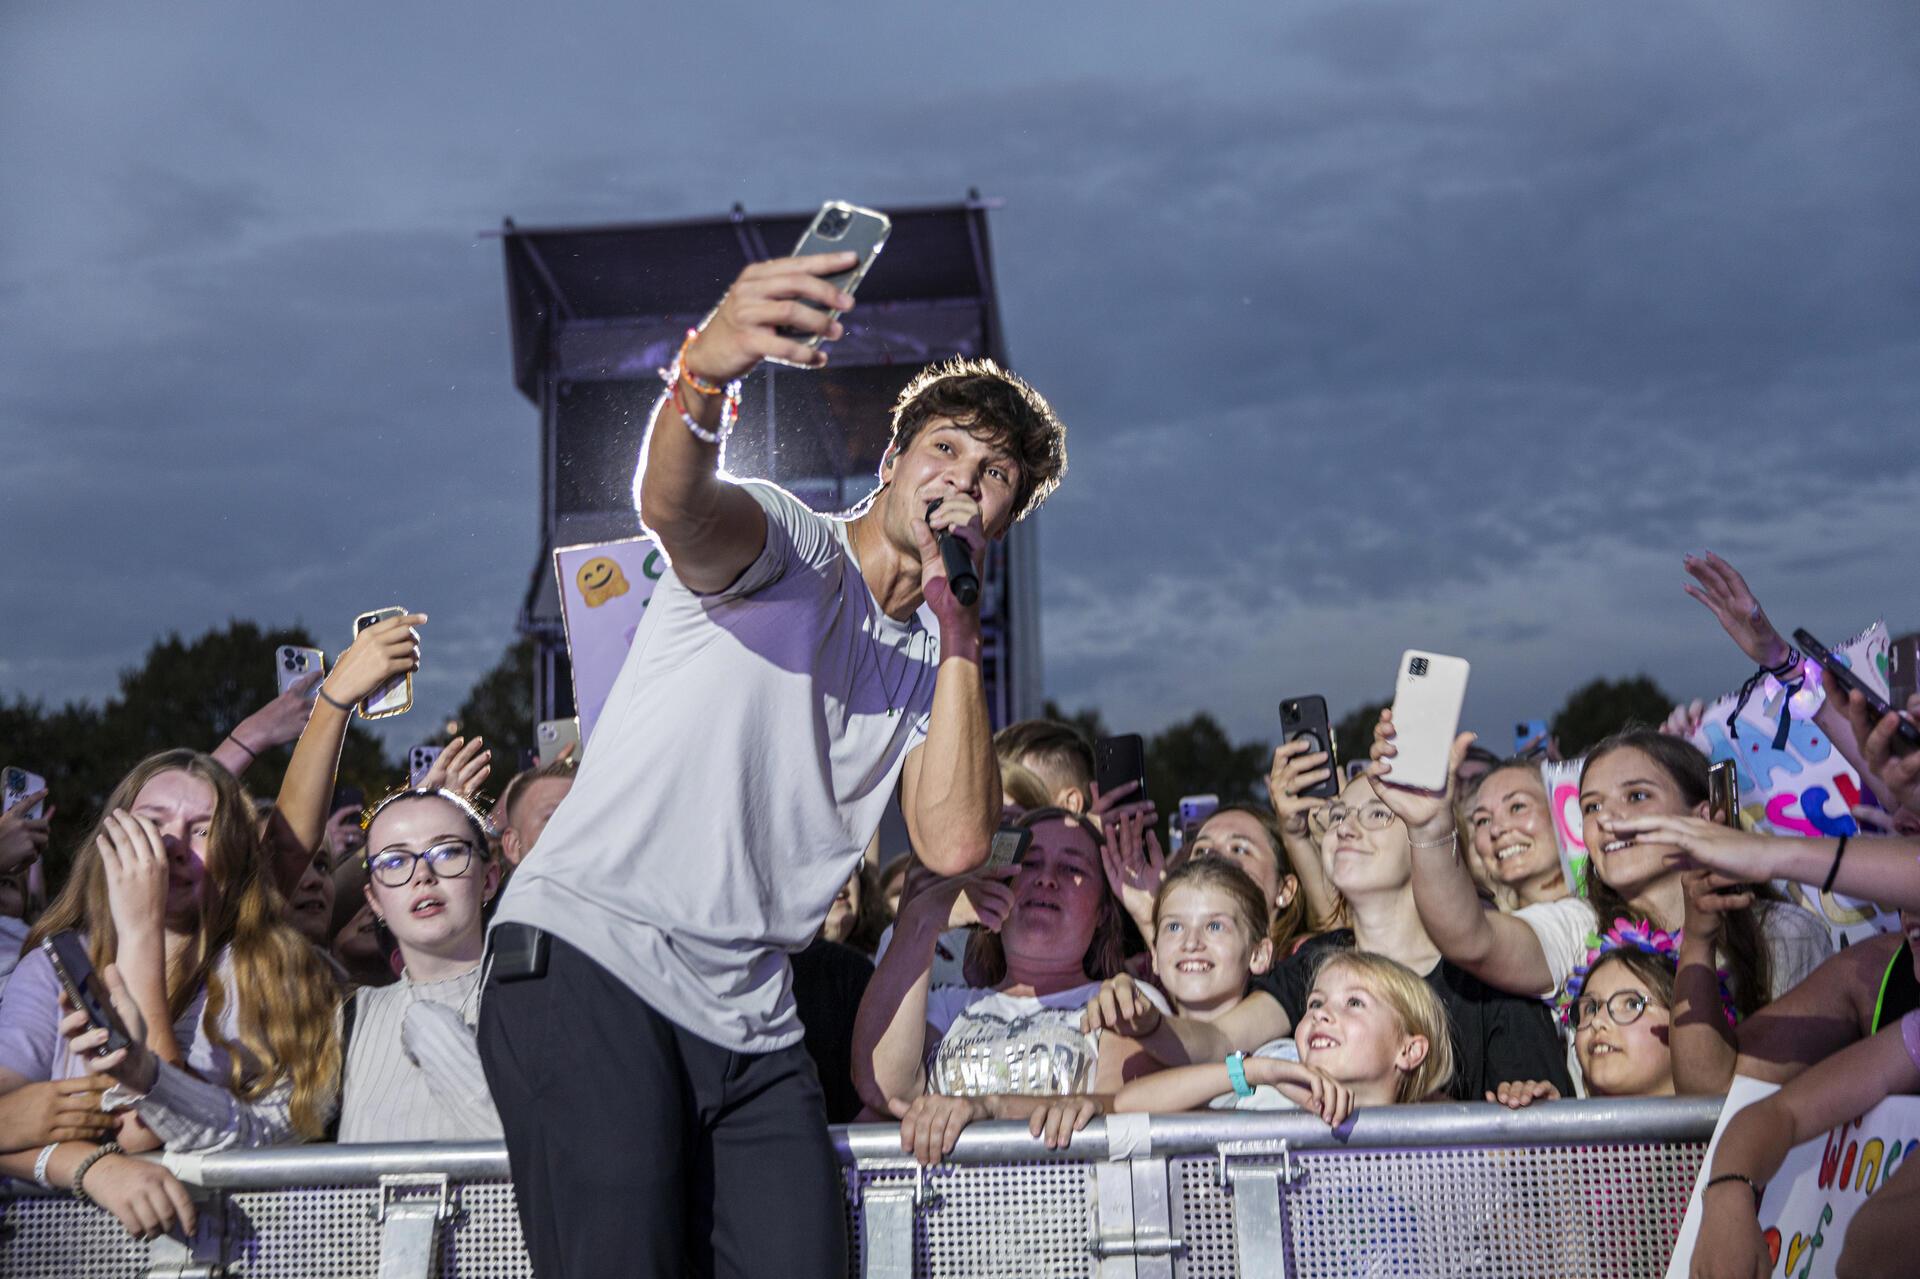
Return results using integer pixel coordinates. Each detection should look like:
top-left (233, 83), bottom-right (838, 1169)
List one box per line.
top-left (32, 1142), bottom-right (57, 1188)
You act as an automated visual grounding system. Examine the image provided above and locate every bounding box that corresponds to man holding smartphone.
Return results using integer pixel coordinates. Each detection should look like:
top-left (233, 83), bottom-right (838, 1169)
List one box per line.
top-left (480, 247), bottom-right (1068, 1279)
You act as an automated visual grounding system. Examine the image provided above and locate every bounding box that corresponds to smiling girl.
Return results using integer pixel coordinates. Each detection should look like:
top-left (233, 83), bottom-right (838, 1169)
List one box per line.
top-left (1376, 723), bottom-right (1831, 1031)
top-left (1461, 764), bottom-right (1567, 911)
top-left (1114, 950), bottom-right (1451, 1117)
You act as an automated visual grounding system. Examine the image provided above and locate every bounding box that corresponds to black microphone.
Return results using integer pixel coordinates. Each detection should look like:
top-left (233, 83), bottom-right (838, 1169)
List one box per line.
top-left (926, 500), bottom-right (980, 607)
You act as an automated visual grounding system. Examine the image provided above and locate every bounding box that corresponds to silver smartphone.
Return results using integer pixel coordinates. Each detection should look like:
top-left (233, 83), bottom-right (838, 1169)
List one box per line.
top-left (3, 767), bottom-right (46, 821)
top-left (536, 717), bottom-right (580, 766)
top-left (275, 645), bottom-right (326, 700)
top-left (767, 201), bottom-right (891, 366)
top-left (352, 608), bottom-right (414, 720)
top-left (1388, 650), bottom-right (1471, 793)
top-left (407, 745), bottom-right (443, 788)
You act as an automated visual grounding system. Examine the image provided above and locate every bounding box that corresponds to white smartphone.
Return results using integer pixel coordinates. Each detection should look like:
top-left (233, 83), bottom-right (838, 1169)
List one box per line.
top-left (1388, 650), bottom-right (1471, 792)
top-left (535, 717), bottom-right (580, 766)
top-left (767, 201), bottom-right (891, 366)
top-left (407, 745), bottom-right (443, 788)
top-left (3, 767), bottom-right (47, 820)
top-left (275, 645), bottom-right (326, 699)
top-left (352, 607), bottom-right (414, 719)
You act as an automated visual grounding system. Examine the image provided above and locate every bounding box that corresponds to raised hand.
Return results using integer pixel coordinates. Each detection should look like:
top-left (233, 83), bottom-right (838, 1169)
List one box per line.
top-left (684, 252), bottom-right (859, 382)
top-left (1267, 739), bottom-right (1334, 838)
top-left (1097, 797), bottom-right (1165, 942)
top-left (1367, 708), bottom-right (1476, 837)
top-left (234, 673), bottom-right (322, 751)
top-left (1079, 973), bottom-right (1165, 1040)
top-left (896, 859), bottom-right (1015, 934)
top-left (1839, 689), bottom-right (1920, 813)
top-left (0, 789), bottom-right (51, 875)
top-left (97, 810), bottom-right (172, 943)
top-left (422, 735), bottom-right (493, 796)
top-left (1680, 867), bottom-right (1753, 951)
top-left (1660, 699), bottom-right (1708, 740)
top-left (321, 612), bottom-right (426, 712)
top-left (1682, 552), bottom-right (1791, 668)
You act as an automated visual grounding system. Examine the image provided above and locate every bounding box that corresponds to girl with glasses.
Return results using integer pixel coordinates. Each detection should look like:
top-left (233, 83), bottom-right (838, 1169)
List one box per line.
top-left (333, 787), bottom-right (504, 1143)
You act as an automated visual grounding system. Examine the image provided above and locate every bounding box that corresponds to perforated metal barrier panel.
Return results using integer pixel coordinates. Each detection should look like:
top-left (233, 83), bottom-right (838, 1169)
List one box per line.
top-left (0, 1100), bottom-right (1719, 1278)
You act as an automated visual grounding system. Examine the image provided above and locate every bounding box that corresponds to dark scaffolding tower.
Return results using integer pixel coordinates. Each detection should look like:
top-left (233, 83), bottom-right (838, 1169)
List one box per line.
top-left (498, 196), bottom-right (1041, 729)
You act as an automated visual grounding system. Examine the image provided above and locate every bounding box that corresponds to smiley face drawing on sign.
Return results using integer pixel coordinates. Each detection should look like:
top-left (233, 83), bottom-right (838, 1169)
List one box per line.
top-left (577, 557), bottom-right (630, 608)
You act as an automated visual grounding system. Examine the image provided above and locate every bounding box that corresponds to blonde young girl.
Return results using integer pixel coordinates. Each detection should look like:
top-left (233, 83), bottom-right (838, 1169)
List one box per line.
top-left (1114, 951), bottom-right (1454, 1117)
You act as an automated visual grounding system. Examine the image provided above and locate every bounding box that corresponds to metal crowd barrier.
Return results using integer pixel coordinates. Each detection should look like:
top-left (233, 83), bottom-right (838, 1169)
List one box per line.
top-left (0, 1096), bottom-right (1721, 1278)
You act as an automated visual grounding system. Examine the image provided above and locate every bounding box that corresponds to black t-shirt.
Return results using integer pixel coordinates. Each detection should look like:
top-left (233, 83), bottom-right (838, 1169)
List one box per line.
top-left (790, 937), bottom-right (875, 1124)
top-left (1250, 930), bottom-right (1573, 1101)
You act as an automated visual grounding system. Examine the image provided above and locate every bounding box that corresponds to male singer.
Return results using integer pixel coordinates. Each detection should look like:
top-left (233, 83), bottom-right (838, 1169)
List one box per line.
top-left (481, 245), bottom-right (1068, 1279)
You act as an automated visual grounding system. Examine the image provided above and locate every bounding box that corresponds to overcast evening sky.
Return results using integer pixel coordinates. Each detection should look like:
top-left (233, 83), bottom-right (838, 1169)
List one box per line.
top-left (3, 3), bottom-right (1917, 759)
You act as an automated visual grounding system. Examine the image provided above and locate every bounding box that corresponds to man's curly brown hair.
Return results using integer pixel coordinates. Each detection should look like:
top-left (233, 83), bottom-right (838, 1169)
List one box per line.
top-left (886, 357), bottom-right (1067, 523)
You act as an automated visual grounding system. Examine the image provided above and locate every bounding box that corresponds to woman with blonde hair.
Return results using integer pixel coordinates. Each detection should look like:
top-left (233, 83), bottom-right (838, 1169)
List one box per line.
top-left (0, 750), bottom-right (340, 1239)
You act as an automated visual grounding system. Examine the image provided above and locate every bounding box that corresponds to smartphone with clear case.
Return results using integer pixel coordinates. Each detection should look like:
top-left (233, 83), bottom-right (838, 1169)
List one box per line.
top-left (767, 201), bottom-right (891, 366)
top-left (352, 607), bottom-right (414, 719)
top-left (3, 767), bottom-right (46, 821)
top-left (275, 645), bottom-right (326, 700)
top-left (536, 717), bottom-right (581, 766)
top-left (408, 745), bottom-right (443, 787)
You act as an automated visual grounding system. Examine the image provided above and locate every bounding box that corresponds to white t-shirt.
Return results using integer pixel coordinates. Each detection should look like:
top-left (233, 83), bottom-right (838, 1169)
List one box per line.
top-left (924, 982), bottom-right (1170, 1097)
top-left (494, 482), bottom-right (937, 1053)
top-left (1514, 895), bottom-right (1834, 1003)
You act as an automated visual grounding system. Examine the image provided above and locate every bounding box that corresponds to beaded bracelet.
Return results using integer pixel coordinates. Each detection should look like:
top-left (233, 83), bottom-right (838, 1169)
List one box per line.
top-left (661, 331), bottom-right (743, 447)
top-left (1704, 1171), bottom-right (1764, 1211)
top-left (70, 1140), bottom-right (123, 1204)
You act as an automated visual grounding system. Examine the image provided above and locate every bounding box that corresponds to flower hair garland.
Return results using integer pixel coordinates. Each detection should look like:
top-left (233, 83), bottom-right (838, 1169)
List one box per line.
top-left (1559, 917), bottom-right (1737, 1029)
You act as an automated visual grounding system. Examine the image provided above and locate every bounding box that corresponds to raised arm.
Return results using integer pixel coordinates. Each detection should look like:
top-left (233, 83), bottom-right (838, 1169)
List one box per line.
top-left (1611, 813), bottom-right (1920, 914)
top-left (899, 503), bottom-right (999, 877)
top-left (1370, 714), bottom-right (1557, 996)
top-left (639, 253), bottom-right (858, 594)
top-left (851, 866), bottom-right (1011, 1112)
top-left (1266, 740), bottom-right (1343, 930)
top-left (209, 674), bottom-right (320, 778)
top-left (270, 613), bottom-right (424, 895)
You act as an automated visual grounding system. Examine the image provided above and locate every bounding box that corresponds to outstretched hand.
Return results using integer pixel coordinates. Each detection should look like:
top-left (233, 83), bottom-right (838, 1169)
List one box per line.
top-left (422, 735), bottom-right (492, 795)
top-left (1836, 687), bottom-right (1920, 812)
top-left (1682, 552), bottom-right (1790, 669)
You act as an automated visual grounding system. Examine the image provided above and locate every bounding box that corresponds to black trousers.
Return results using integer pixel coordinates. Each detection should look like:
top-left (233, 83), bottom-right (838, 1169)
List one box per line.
top-left (478, 933), bottom-right (847, 1279)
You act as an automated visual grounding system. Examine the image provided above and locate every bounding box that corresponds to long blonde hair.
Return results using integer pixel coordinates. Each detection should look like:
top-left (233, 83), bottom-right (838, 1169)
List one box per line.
top-left (27, 750), bottom-right (342, 1136)
top-left (1310, 950), bottom-right (1455, 1103)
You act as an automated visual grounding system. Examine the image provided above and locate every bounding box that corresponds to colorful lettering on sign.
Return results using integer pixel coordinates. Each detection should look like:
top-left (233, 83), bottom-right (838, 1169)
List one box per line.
top-left (1820, 1122), bottom-right (1858, 1190)
top-left (1552, 783), bottom-right (1585, 852)
top-left (1783, 1202), bottom-right (1831, 1278)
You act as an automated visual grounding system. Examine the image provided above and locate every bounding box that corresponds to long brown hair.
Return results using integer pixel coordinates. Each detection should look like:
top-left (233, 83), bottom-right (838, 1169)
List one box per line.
top-left (964, 807), bottom-right (1127, 988)
top-left (27, 751), bottom-right (342, 1136)
top-left (1579, 730), bottom-right (1775, 1018)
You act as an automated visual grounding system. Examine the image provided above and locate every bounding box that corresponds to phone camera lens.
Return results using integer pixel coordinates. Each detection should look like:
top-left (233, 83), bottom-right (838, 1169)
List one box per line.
top-left (819, 207), bottom-right (852, 239)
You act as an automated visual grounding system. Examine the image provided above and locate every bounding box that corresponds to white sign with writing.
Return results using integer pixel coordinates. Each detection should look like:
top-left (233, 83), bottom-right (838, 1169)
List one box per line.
top-left (553, 536), bottom-right (666, 745)
top-left (1668, 1076), bottom-right (1920, 1278)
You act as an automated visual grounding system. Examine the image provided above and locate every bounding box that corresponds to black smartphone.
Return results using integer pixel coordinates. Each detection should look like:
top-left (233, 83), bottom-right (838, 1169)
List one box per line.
top-left (1278, 696), bottom-right (1339, 801)
top-left (1794, 628), bottom-right (1920, 756)
top-left (1707, 760), bottom-right (1739, 829)
top-left (1094, 734), bottom-right (1148, 803)
top-left (42, 931), bottom-right (132, 1057)
top-left (1889, 634), bottom-right (1919, 713)
top-left (984, 826), bottom-right (1033, 872)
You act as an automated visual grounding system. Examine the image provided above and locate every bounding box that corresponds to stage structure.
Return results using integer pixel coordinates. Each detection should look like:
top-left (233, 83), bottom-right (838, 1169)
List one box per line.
top-left (497, 196), bottom-right (1042, 730)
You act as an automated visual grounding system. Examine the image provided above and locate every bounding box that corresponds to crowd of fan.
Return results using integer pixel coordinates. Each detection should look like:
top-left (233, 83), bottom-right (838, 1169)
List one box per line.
top-left (2, 552), bottom-right (1918, 1277)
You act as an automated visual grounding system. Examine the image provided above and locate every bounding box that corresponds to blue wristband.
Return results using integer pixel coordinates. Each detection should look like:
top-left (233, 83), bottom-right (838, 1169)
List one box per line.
top-left (1225, 1051), bottom-right (1255, 1098)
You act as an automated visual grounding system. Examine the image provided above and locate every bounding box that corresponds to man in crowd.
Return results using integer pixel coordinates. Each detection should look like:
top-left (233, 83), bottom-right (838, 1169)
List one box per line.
top-left (494, 758), bottom-right (576, 865)
top-left (480, 247), bottom-right (1068, 1279)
